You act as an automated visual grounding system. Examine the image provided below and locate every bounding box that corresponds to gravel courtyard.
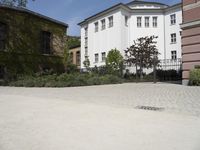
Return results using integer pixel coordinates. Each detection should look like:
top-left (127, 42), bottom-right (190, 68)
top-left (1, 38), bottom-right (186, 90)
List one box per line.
top-left (0, 83), bottom-right (200, 150)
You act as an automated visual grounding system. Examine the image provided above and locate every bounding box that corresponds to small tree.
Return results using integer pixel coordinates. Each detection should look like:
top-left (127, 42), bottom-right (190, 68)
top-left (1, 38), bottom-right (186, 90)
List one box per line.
top-left (106, 48), bottom-right (123, 76)
top-left (125, 36), bottom-right (159, 80)
top-left (83, 57), bottom-right (90, 72)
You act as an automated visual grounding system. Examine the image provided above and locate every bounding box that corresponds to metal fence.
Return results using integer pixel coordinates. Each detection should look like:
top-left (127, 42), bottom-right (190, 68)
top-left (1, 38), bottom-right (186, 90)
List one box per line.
top-left (158, 58), bottom-right (182, 71)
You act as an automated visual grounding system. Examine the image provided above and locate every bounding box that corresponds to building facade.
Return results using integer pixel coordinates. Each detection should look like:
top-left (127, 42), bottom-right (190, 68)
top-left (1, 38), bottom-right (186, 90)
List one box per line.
top-left (0, 4), bottom-right (68, 77)
top-left (79, 1), bottom-right (182, 71)
top-left (181, 0), bottom-right (200, 85)
top-left (69, 46), bottom-right (81, 68)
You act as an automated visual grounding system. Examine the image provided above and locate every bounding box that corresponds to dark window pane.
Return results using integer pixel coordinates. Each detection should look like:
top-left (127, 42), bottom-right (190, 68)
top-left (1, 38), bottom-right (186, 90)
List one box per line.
top-left (41, 31), bottom-right (51, 54)
top-left (0, 23), bottom-right (7, 51)
top-left (76, 51), bottom-right (80, 65)
top-left (0, 66), bottom-right (4, 79)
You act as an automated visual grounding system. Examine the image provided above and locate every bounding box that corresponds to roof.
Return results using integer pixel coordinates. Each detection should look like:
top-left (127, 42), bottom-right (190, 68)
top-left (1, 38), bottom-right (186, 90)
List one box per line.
top-left (126, 0), bottom-right (169, 7)
top-left (0, 4), bottom-right (68, 28)
top-left (78, 3), bottom-right (129, 26)
top-left (78, 1), bottom-right (181, 26)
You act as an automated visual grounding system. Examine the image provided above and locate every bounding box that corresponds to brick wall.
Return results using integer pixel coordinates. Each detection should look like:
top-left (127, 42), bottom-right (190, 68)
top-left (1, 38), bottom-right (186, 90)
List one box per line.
top-left (182, 0), bottom-right (200, 84)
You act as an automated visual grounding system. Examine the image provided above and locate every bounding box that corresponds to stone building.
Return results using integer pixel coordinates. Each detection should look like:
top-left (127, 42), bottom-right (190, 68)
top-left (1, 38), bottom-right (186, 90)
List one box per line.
top-left (0, 4), bottom-right (68, 77)
top-left (69, 46), bottom-right (81, 69)
top-left (181, 0), bottom-right (200, 85)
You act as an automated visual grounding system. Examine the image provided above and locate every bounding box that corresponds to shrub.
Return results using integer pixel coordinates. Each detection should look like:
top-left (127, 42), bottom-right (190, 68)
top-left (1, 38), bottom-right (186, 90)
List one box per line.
top-left (189, 69), bottom-right (200, 86)
top-left (100, 75), bottom-right (123, 85)
top-left (7, 72), bottom-right (123, 87)
top-left (87, 76), bottom-right (101, 85)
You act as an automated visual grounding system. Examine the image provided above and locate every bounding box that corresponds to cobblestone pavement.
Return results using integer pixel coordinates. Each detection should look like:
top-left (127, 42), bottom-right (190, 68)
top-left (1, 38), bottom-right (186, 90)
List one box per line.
top-left (0, 83), bottom-right (200, 117)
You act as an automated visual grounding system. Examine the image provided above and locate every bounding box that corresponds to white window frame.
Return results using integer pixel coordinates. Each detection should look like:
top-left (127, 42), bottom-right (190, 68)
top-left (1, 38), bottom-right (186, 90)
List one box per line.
top-left (85, 27), bottom-right (88, 37)
top-left (171, 33), bottom-right (177, 44)
top-left (171, 51), bottom-right (177, 60)
top-left (125, 16), bottom-right (128, 26)
top-left (145, 17), bottom-right (150, 28)
top-left (85, 37), bottom-right (88, 47)
top-left (94, 22), bottom-right (98, 32)
top-left (101, 19), bottom-right (106, 30)
top-left (85, 47), bottom-right (88, 56)
top-left (95, 53), bottom-right (99, 63)
top-left (153, 17), bottom-right (157, 28)
top-left (102, 52), bottom-right (106, 62)
top-left (170, 14), bottom-right (176, 25)
top-left (108, 16), bottom-right (113, 28)
top-left (137, 17), bottom-right (142, 27)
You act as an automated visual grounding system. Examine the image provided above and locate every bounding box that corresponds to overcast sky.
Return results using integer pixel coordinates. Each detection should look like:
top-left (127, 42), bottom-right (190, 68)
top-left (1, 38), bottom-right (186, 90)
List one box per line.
top-left (27, 0), bottom-right (181, 36)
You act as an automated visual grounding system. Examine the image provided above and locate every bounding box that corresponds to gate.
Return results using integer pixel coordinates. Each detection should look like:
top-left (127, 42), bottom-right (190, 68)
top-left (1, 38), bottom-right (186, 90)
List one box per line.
top-left (156, 58), bottom-right (182, 82)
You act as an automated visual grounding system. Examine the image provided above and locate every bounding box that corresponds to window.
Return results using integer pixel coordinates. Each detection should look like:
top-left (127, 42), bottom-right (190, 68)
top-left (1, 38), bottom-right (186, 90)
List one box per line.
top-left (85, 27), bottom-right (88, 37)
top-left (108, 16), bottom-right (113, 27)
top-left (95, 53), bottom-right (99, 63)
top-left (137, 17), bottom-right (142, 27)
top-left (171, 33), bottom-right (177, 43)
top-left (153, 17), bottom-right (157, 27)
top-left (170, 14), bottom-right (176, 25)
top-left (0, 66), bottom-right (4, 79)
top-left (70, 52), bottom-right (73, 63)
top-left (76, 51), bottom-right (80, 65)
top-left (94, 22), bottom-right (98, 32)
top-left (102, 52), bottom-right (106, 62)
top-left (85, 37), bottom-right (88, 47)
top-left (171, 51), bottom-right (177, 60)
top-left (85, 47), bottom-right (88, 56)
top-left (125, 16), bottom-right (128, 26)
top-left (41, 31), bottom-right (51, 54)
top-left (101, 19), bottom-right (106, 30)
top-left (145, 17), bottom-right (150, 27)
top-left (85, 56), bottom-right (88, 60)
top-left (0, 23), bottom-right (7, 51)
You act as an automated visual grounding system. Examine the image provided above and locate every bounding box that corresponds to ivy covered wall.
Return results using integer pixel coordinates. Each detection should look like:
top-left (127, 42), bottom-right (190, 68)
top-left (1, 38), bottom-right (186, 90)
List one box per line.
top-left (0, 6), bottom-right (68, 77)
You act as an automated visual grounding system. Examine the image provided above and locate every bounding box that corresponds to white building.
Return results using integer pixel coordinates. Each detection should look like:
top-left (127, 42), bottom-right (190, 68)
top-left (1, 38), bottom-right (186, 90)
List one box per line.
top-left (78, 1), bottom-right (182, 70)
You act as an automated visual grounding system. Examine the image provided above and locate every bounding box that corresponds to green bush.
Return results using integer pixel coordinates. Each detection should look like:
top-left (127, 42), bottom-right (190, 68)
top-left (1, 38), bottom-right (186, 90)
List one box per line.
top-left (7, 73), bottom-right (123, 87)
top-left (189, 69), bottom-right (200, 86)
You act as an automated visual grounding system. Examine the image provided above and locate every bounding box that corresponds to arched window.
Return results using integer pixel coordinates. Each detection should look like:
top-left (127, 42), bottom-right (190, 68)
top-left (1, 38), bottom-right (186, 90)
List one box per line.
top-left (0, 22), bottom-right (7, 51)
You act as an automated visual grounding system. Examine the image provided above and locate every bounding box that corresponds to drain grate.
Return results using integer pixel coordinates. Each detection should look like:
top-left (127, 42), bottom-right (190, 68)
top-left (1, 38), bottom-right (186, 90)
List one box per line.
top-left (135, 106), bottom-right (164, 111)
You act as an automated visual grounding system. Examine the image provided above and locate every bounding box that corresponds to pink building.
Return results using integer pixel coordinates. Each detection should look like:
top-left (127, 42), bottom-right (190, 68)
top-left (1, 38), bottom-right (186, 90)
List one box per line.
top-left (181, 0), bottom-right (200, 85)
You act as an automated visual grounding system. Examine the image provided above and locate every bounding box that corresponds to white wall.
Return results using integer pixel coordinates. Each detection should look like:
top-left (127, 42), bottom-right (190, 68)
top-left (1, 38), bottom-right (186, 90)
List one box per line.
top-left (164, 7), bottom-right (182, 60)
top-left (129, 12), bottom-right (165, 59)
top-left (81, 10), bottom-right (123, 68)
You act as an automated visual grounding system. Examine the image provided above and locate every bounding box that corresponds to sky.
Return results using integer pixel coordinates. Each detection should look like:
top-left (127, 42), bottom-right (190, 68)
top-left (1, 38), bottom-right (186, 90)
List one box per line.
top-left (27, 0), bottom-right (181, 36)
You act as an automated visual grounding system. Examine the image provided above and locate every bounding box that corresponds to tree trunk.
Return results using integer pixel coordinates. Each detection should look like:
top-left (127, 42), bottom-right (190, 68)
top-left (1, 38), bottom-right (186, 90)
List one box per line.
top-left (136, 63), bottom-right (138, 83)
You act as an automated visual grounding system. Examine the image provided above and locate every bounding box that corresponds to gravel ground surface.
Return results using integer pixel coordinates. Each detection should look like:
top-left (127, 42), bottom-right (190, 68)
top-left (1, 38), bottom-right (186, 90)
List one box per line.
top-left (0, 83), bottom-right (200, 150)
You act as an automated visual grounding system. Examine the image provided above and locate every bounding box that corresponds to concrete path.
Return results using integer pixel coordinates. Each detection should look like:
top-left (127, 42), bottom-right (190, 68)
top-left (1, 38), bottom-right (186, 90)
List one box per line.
top-left (0, 83), bottom-right (200, 150)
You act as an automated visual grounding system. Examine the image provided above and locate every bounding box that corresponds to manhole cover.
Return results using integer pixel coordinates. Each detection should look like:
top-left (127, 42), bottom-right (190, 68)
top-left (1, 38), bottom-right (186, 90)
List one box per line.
top-left (136, 106), bottom-right (164, 111)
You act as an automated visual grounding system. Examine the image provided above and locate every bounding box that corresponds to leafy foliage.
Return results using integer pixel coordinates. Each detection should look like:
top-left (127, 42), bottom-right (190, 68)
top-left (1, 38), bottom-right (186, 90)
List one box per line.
top-left (8, 73), bottom-right (123, 87)
top-left (0, 5), bottom-right (66, 79)
top-left (106, 49), bottom-right (123, 71)
top-left (83, 57), bottom-right (90, 71)
top-left (189, 69), bottom-right (200, 86)
top-left (125, 36), bottom-right (159, 79)
top-left (67, 36), bottom-right (80, 49)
